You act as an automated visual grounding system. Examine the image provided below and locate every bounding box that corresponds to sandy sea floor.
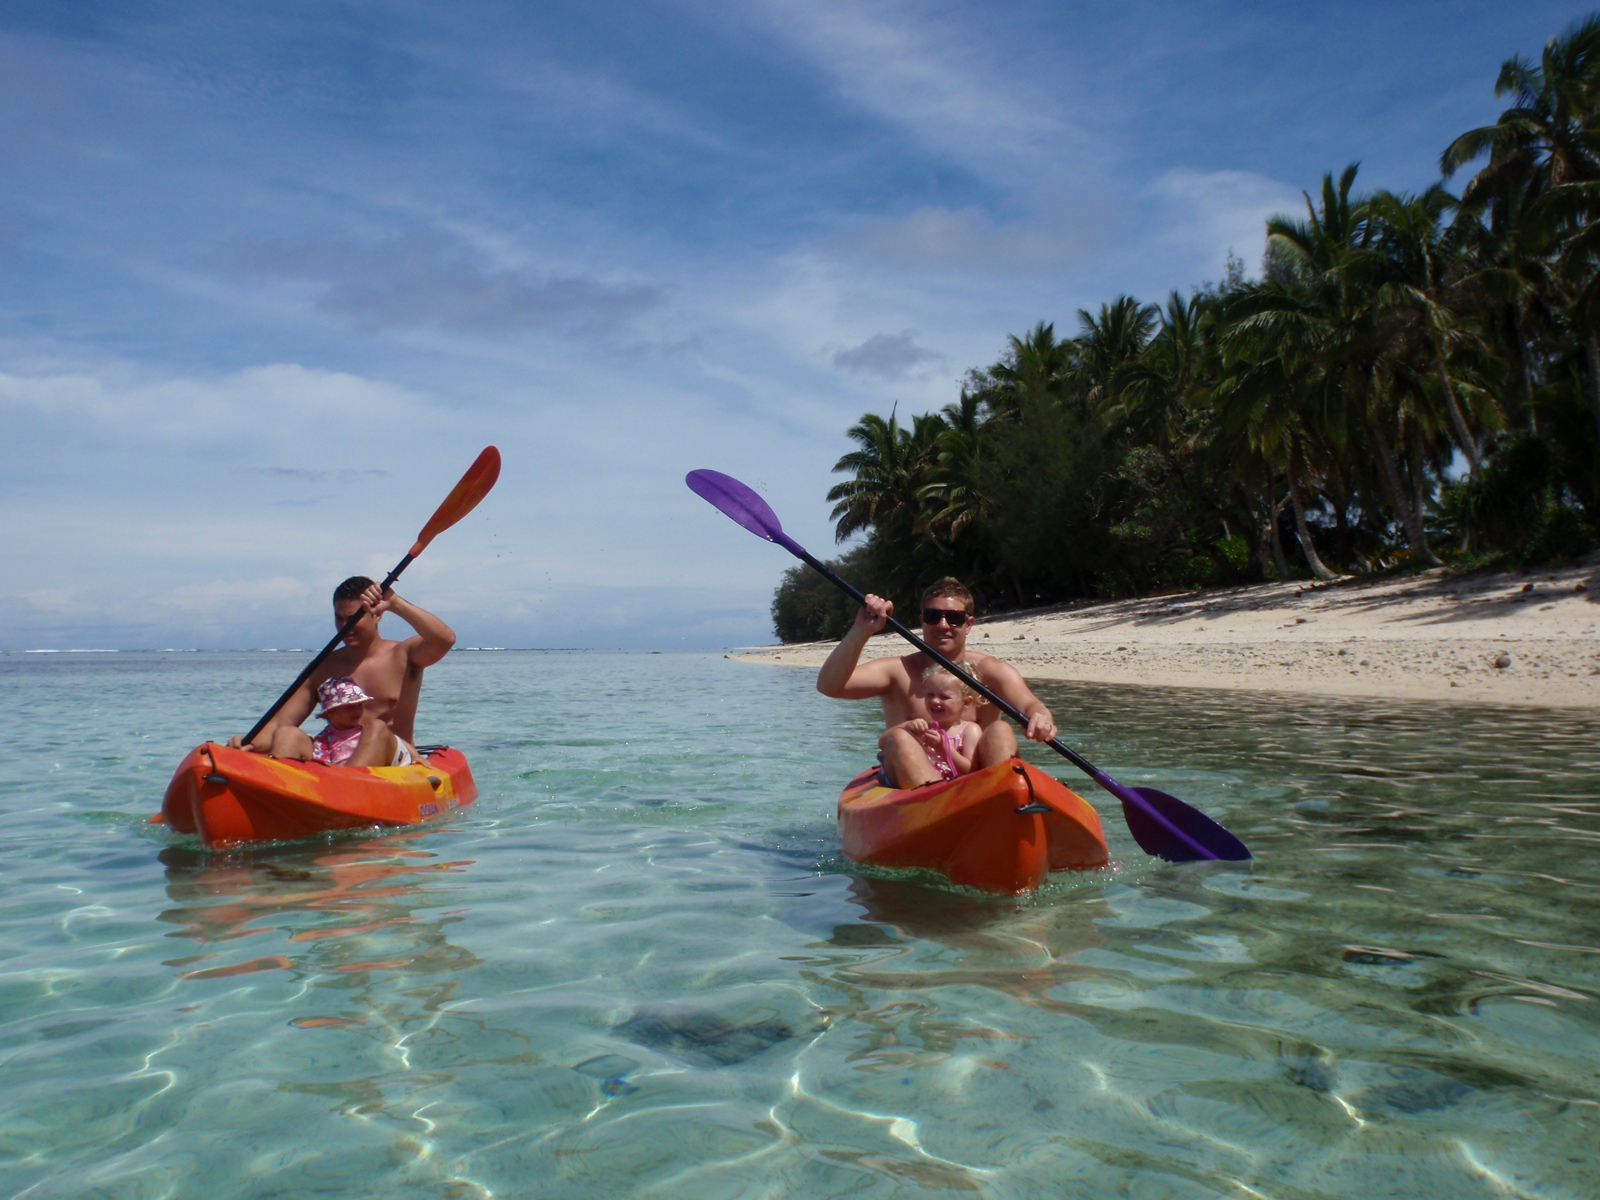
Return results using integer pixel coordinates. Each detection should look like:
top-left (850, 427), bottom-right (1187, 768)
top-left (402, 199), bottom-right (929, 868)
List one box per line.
top-left (732, 554), bottom-right (1600, 708)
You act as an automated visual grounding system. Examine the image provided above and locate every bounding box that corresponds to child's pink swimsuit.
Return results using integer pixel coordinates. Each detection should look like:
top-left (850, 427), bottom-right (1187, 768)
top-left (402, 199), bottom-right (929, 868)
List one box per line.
top-left (927, 725), bottom-right (962, 781)
top-left (312, 724), bottom-right (362, 766)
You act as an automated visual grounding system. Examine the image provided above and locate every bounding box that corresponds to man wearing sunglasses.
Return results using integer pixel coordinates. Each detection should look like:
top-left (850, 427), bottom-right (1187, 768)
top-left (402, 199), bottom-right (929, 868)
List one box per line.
top-left (816, 577), bottom-right (1058, 789)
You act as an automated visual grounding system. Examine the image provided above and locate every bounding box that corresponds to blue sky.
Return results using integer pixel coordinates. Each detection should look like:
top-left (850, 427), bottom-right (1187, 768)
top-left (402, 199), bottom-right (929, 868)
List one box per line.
top-left (0, 0), bottom-right (1581, 649)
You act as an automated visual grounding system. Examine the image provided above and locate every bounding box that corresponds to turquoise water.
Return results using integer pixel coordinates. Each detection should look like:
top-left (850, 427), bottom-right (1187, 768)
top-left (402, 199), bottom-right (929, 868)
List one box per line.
top-left (2, 650), bottom-right (1597, 1199)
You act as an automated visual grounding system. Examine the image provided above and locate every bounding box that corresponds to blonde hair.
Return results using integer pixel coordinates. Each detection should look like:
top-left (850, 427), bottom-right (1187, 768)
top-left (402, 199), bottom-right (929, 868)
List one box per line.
top-left (920, 660), bottom-right (976, 698)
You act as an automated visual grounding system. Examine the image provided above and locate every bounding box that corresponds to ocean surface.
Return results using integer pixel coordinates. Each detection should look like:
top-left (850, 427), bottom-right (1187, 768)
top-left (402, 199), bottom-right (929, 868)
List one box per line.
top-left (1, 649), bottom-right (1597, 1199)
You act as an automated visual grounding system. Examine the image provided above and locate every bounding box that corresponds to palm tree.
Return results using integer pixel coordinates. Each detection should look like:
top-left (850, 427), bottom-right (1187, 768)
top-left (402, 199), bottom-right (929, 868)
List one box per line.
top-left (1367, 186), bottom-right (1492, 471)
top-left (1213, 332), bottom-right (1341, 581)
top-left (917, 391), bottom-right (991, 543)
top-left (1450, 177), bottom-right (1556, 431)
top-left (1236, 165), bottom-right (1444, 566)
top-left (1443, 14), bottom-right (1600, 438)
top-left (1074, 296), bottom-right (1159, 413)
top-left (1108, 291), bottom-right (1214, 451)
top-left (980, 321), bottom-right (1075, 421)
top-left (826, 407), bottom-right (947, 547)
top-left (1441, 15), bottom-right (1600, 197)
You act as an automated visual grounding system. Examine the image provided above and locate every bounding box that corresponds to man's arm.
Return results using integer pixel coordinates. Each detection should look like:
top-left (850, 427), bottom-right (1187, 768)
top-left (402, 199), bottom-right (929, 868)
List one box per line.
top-left (817, 595), bottom-right (897, 699)
top-left (366, 585), bottom-right (457, 668)
top-left (977, 657), bottom-right (1057, 743)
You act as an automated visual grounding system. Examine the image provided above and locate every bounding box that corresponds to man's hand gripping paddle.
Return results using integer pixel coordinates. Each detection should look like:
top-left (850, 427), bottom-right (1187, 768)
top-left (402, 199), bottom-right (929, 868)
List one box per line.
top-left (686, 468), bottom-right (1250, 863)
top-left (242, 446), bottom-right (503, 746)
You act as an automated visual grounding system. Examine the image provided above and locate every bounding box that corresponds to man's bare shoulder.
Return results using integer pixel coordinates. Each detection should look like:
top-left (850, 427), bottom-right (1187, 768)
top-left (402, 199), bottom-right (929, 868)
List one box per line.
top-left (953, 647), bottom-right (1003, 670)
top-left (955, 649), bottom-right (1027, 682)
top-left (853, 652), bottom-right (912, 685)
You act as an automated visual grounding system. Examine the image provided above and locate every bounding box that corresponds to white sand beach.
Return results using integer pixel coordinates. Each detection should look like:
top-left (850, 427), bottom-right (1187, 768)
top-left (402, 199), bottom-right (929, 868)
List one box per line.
top-left (730, 555), bottom-right (1600, 708)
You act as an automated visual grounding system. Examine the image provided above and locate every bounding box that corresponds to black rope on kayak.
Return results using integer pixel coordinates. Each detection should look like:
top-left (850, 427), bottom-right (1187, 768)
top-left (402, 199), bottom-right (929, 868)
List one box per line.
top-left (1013, 762), bottom-right (1050, 814)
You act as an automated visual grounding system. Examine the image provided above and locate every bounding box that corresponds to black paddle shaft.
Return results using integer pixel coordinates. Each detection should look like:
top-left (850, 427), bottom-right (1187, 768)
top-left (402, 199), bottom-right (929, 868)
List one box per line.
top-left (793, 547), bottom-right (1097, 776)
top-left (241, 552), bottom-right (413, 745)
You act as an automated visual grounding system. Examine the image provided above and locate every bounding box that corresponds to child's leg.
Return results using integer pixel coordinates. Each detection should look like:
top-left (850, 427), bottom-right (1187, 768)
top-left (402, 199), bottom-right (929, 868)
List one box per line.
top-left (346, 713), bottom-right (400, 768)
top-left (972, 721), bottom-right (1019, 771)
top-left (879, 727), bottom-right (943, 790)
top-left (268, 726), bottom-right (315, 760)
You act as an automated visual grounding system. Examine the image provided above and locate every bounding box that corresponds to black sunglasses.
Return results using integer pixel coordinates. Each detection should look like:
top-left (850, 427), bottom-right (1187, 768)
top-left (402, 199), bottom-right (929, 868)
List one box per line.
top-left (921, 607), bottom-right (970, 627)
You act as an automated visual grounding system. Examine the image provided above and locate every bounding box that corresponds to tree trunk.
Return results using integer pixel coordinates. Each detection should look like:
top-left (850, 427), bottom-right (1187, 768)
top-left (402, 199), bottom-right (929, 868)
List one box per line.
top-left (1507, 307), bottom-right (1538, 434)
top-left (1409, 435), bottom-right (1430, 543)
top-left (1434, 355), bottom-right (1480, 473)
top-left (1585, 335), bottom-right (1600, 450)
top-left (1268, 484), bottom-right (1292, 581)
top-left (1332, 494), bottom-right (1353, 573)
top-left (1365, 408), bottom-right (1443, 567)
top-left (1246, 487), bottom-right (1275, 578)
top-left (1287, 460), bottom-right (1337, 581)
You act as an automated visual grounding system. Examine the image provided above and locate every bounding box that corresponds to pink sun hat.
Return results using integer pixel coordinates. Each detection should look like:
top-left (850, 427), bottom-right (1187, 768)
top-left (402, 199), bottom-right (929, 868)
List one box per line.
top-left (316, 676), bottom-right (373, 716)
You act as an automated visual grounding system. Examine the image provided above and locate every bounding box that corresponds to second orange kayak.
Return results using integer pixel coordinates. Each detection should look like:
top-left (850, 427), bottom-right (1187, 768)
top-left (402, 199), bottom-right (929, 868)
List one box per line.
top-left (838, 759), bottom-right (1110, 893)
top-left (158, 742), bottom-right (477, 848)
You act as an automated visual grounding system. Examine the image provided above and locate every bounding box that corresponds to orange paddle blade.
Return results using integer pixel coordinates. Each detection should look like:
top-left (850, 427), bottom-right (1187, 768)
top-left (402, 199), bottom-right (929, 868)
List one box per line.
top-left (409, 446), bottom-right (502, 556)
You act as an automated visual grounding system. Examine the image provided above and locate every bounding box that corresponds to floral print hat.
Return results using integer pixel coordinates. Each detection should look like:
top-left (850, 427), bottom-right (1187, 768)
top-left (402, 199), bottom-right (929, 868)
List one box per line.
top-left (316, 676), bottom-right (373, 716)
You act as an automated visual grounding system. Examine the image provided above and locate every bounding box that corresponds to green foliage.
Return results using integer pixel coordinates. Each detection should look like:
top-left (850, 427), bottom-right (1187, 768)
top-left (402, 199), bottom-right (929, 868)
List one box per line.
top-left (770, 546), bottom-right (893, 643)
top-left (1520, 505), bottom-right (1598, 565)
top-left (774, 13), bottom-right (1600, 637)
top-left (1438, 433), bottom-right (1552, 551)
top-left (1218, 536), bottom-right (1251, 572)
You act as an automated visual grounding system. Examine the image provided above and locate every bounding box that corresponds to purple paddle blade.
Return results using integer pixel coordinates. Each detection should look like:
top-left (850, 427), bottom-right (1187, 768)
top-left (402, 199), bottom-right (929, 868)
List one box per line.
top-left (1111, 780), bottom-right (1251, 861)
top-left (686, 470), bottom-right (795, 548)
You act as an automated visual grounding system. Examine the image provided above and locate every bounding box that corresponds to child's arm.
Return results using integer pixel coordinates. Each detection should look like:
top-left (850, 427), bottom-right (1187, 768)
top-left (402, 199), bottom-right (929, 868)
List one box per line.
top-left (946, 722), bottom-right (983, 774)
top-left (878, 718), bottom-right (930, 749)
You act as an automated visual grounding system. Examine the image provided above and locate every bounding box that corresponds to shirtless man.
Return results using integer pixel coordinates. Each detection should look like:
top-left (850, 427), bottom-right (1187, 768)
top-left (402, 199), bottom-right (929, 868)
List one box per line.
top-left (230, 576), bottom-right (456, 762)
top-left (816, 577), bottom-right (1057, 789)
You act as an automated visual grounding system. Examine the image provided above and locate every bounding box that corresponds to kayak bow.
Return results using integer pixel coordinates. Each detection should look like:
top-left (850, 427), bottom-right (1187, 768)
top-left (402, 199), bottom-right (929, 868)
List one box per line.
top-left (838, 759), bottom-right (1110, 893)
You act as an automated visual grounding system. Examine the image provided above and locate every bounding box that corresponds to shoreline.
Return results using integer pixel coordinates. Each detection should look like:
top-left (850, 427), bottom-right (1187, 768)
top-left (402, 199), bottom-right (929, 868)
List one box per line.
top-left (728, 557), bottom-right (1600, 709)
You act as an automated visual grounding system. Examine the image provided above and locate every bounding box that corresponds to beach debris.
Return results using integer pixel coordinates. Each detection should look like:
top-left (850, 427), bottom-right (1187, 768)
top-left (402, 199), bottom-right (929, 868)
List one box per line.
top-left (1493, 654), bottom-right (1512, 669)
top-left (1521, 582), bottom-right (1534, 593)
top-left (1577, 583), bottom-right (1588, 592)
top-left (1295, 618), bottom-right (1307, 624)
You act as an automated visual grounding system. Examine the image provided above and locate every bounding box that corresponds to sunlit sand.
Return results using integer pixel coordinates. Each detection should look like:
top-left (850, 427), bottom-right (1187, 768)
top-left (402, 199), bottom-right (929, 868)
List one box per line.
top-left (732, 555), bottom-right (1600, 708)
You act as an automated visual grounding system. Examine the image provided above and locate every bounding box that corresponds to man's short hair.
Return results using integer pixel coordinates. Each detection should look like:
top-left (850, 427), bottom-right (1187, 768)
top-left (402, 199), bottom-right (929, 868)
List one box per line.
top-left (333, 576), bottom-right (377, 603)
top-left (920, 577), bottom-right (975, 614)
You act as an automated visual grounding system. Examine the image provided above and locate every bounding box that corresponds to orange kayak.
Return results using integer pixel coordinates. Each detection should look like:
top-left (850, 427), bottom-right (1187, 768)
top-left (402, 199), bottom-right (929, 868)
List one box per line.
top-left (157, 742), bottom-right (477, 848)
top-left (838, 759), bottom-right (1109, 893)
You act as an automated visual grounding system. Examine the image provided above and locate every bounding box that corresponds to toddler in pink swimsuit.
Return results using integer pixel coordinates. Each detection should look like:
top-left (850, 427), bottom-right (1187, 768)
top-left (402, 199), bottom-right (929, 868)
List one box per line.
top-left (879, 662), bottom-right (983, 781)
top-left (311, 677), bottom-right (374, 765)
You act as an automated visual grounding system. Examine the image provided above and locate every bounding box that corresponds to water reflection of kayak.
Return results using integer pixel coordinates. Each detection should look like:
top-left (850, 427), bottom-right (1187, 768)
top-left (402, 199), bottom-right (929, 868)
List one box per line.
top-left (154, 742), bottom-right (477, 847)
top-left (837, 759), bottom-right (1109, 893)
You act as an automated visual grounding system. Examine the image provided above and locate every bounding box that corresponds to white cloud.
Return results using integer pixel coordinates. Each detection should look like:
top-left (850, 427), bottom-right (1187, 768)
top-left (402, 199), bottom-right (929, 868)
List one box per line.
top-left (832, 330), bottom-right (944, 380)
top-left (1142, 168), bottom-right (1303, 280)
top-left (750, 0), bottom-right (1075, 178)
top-left (19, 588), bottom-right (88, 614)
top-left (0, 363), bottom-right (432, 447)
top-left (832, 203), bottom-right (1098, 273)
top-left (233, 230), bottom-right (666, 338)
top-left (162, 575), bottom-right (316, 616)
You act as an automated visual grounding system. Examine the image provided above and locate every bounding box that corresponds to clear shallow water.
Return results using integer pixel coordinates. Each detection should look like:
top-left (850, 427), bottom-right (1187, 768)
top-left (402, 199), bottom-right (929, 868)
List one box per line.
top-left (1, 650), bottom-right (1597, 1199)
